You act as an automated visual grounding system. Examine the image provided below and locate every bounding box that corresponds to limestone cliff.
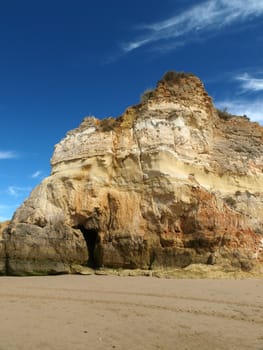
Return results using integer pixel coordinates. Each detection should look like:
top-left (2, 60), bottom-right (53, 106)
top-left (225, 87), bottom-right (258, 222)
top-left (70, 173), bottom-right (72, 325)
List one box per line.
top-left (2, 71), bottom-right (263, 275)
top-left (0, 221), bottom-right (9, 274)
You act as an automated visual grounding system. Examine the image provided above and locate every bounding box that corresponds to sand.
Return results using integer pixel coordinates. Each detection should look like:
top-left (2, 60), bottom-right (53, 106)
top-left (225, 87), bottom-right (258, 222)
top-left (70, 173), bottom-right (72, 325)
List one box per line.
top-left (0, 275), bottom-right (262, 350)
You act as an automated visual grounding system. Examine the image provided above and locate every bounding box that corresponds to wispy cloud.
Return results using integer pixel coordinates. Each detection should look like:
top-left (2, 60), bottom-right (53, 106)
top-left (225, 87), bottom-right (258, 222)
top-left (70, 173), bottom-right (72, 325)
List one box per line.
top-left (7, 186), bottom-right (31, 197)
top-left (31, 170), bottom-right (42, 179)
top-left (0, 151), bottom-right (17, 160)
top-left (216, 98), bottom-right (263, 122)
top-left (122, 0), bottom-right (263, 53)
top-left (235, 73), bottom-right (263, 92)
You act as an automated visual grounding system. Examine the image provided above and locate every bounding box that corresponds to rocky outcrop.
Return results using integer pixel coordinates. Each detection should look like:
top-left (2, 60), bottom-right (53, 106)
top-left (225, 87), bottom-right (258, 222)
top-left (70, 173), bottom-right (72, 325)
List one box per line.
top-left (0, 221), bottom-right (9, 275)
top-left (3, 71), bottom-right (263, 275)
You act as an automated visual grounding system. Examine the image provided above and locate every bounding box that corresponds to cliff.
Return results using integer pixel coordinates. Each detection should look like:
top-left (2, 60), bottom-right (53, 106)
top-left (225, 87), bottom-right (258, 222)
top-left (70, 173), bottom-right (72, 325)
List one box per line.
top-left (0, 221), bottom-right (9, 274)
top-left (2, 71), bottom-right (263, 275)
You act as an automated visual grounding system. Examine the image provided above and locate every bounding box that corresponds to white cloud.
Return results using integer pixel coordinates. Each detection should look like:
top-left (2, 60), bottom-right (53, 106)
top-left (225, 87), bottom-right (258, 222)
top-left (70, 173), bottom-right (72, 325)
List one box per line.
top-left (236, 73), bottom-right (263, 92)
top-left (216, 98), bottom-right (263, 123)
top-left (0, 151), bottom-right (17, 159)
top-left (31, 170), bottom-right (42, 179)
top-left (123, 0), bottom-right (263, 53)
top-left (7, 186), bottom-right (31, 197)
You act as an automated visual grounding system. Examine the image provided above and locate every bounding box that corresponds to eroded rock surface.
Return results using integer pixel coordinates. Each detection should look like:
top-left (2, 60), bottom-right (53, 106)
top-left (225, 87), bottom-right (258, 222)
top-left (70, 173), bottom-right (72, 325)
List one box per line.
top-left (3, 72), bottom-right (263, 275)
top-left (0, 221), bottom-right (9, 274)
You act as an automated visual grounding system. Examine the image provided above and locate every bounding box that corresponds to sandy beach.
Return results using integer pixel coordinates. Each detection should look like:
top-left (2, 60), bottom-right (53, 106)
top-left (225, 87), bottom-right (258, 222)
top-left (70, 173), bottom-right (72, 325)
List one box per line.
top-left (0, 275), bottom-right (262, 350)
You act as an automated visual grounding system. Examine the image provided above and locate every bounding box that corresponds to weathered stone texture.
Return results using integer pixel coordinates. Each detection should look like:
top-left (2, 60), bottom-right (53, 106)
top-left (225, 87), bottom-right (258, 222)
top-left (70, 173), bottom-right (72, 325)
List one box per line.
top-left (2, 72), bottom-right (263, 274)
top-left (0, 221), bottom-right (9, 274)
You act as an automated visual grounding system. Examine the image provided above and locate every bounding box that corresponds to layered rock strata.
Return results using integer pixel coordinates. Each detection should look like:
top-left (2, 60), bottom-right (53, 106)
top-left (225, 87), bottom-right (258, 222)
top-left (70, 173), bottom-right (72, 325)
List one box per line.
top-left (3, 72), bottom-right (263, 275)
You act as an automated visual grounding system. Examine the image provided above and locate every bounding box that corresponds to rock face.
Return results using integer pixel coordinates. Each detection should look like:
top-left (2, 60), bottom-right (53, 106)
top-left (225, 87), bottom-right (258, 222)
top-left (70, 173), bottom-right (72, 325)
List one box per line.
top-left (0, 221), bottom-right (9, 275)
top-left (3, 71), bottom-right (263, 275)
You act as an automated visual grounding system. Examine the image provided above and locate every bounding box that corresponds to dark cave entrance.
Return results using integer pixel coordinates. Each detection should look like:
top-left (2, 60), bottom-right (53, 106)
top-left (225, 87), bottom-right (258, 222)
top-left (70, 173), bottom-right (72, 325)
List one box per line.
top-left (77, 225), bottom-right (100, 268)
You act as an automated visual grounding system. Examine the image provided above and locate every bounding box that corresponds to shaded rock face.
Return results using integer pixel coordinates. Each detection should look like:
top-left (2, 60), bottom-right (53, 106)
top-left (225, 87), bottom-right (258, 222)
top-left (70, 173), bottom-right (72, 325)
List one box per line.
top-left (0, 221), bottom-right (9, 275)
top-left (3, 72), bottom-right (263, 275)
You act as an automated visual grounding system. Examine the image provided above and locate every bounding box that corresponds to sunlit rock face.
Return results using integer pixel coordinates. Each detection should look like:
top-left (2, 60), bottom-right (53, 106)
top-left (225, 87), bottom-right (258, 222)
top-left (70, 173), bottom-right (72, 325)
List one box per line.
top-left (3, 72), bottom-right (263, 275)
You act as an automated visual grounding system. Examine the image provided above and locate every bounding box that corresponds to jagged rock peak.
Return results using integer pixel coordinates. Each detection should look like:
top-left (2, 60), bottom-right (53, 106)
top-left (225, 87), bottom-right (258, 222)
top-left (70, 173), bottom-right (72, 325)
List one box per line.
top-left (141, 71), bottom-right (213, 110)
top-left (51, 71), bottom-right (215, 167)
top-left (70, 71), bottom-right (212, 130)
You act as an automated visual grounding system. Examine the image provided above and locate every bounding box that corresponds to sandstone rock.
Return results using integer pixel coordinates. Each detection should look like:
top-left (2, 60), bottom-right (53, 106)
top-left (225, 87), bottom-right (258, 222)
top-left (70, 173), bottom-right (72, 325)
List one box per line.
top-left (0, 221), bottom-right (9, 275)
top-left (3, 71), bottom-right (263, 275)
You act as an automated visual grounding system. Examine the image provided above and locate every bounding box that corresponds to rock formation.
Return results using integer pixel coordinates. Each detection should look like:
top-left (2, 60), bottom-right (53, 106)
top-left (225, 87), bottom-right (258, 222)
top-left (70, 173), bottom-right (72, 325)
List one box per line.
top-left (2, 71), bottom-right (263, 275)
top-left (0, 221), bottom-right (9, 274)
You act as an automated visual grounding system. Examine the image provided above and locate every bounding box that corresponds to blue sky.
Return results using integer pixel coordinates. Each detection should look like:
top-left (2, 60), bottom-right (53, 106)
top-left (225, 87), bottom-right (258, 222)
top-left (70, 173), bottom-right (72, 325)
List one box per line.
top-left (1, 0), bottom-right (263, 220)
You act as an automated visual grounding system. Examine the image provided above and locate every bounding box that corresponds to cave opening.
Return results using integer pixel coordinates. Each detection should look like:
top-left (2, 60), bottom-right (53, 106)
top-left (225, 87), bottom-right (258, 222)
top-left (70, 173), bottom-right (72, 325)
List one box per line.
top-left (77, 225), bottom-right (100, 268)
